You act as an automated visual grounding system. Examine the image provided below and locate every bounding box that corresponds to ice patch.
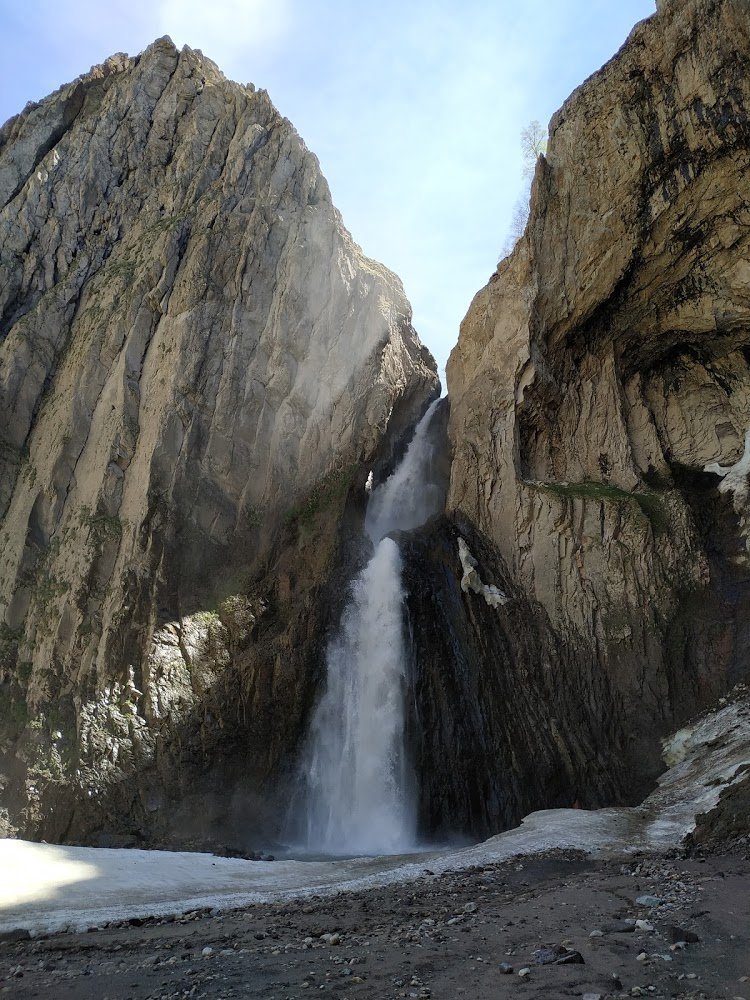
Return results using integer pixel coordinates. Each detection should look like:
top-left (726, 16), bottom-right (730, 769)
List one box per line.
top-left (662, 725), bottom-right (693, 767)
top-left (705, 430), bottom-right (750, 555)
top-left (458, 537), bottom-right (509, 607)
top-left (2, 694), bottom-right (747, 938)
top-left (705, 429), bottom-right (750, 501)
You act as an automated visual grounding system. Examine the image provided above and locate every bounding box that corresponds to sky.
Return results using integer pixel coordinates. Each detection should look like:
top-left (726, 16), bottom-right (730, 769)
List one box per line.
top-left (0, 0), bottom-right (656, 384)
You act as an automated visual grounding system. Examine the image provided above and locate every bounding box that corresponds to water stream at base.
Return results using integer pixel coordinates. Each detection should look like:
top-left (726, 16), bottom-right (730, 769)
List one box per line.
top-left (290, 400), bottom-right (444, 856)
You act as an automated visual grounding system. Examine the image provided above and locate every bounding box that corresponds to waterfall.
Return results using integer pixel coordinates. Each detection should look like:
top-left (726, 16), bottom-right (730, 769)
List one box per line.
top-left (293, 399), bottom-right (444, 855)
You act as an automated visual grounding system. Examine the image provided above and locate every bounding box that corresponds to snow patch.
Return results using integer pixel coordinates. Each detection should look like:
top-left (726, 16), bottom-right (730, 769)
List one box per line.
top-left (662, 725), bottom-right (693, 767)
top-left (1, 694), bottom-right (747, 938)
top-left (705, 430), bottom-right (750, 556)
top-left (458, 537), bottom-right (509, 607)
top-left (705, 429), bottom-right (750, 501)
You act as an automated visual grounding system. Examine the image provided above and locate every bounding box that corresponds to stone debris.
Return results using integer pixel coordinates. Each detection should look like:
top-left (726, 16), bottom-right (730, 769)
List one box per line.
top-left (0, 850), bottom-right (746, 1000)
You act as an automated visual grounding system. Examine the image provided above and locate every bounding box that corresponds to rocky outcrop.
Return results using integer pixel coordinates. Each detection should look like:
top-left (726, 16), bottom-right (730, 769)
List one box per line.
top-left (0, 38), bottom-right (438, 843)
top-left (402, 515), bottom-right (628, 841)
top-left (445, 0), bottom-right (750, 802)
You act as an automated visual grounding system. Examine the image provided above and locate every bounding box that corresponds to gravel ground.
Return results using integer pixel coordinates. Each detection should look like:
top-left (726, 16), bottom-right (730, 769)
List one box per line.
top-left (2, 848), bottom-right (749, 1000)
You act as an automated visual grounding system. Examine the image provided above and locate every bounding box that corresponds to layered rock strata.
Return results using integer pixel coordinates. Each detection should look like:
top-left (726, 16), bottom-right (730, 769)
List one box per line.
top-left (402, 515), bottom-right (628, 841)
top-left (0, 38), bottom-right (437, 843)
top-left (445, 0), bottom-right (750, 805)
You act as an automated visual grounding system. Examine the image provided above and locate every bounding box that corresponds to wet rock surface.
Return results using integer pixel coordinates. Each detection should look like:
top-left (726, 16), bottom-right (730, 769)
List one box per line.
top-left (2, 851), bottom-right (748, 1000)
top-left (401, 515), bottom-right (629, 841)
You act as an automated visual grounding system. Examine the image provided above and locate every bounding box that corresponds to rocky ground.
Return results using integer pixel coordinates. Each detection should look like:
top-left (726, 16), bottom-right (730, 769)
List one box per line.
top-left (2, 847), bottom-right (748, 1000)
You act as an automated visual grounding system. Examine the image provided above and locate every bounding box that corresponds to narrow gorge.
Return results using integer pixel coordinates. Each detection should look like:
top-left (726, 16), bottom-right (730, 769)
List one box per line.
top-left (1, 0), bottom-right (750, 863)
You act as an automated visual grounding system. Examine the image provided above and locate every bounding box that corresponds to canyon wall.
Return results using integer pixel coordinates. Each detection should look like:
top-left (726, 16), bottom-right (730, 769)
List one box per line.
top-left (439, 0), bottom-right (750, 825)
top-left (0, 38), bottom-right (438, 845)
top-left (3, 0), bottom-right (749, 851)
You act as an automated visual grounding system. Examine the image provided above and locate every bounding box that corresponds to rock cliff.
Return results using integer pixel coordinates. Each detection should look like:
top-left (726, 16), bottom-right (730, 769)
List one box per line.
top-left (0, 38), bottom-right (438, 844)
top-left (443, 0), bottom-right (750, 818)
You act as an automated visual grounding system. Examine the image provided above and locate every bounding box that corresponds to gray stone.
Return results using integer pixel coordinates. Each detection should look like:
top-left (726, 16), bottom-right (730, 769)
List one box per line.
top-left (666, 925), bottom-right (700, 944)
top-left (0, 36), bottom-right (437, 841)
top-left (555, 950), bottom-right (585, 966)
top-left (603, 920), bottom-right (636, 933)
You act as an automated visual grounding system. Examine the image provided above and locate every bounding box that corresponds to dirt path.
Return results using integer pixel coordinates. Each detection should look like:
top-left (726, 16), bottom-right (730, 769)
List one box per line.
top-left (2, 850), bottom-right (748, 1000)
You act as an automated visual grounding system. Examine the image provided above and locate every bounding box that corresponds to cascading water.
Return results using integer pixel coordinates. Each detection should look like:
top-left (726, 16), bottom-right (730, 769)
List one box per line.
top-left (292, 399), bottom-right (444, 856)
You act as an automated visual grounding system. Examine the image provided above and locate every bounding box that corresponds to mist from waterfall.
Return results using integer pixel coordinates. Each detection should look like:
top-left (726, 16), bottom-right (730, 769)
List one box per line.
top-left (292, 399), bottom-right (444, 856)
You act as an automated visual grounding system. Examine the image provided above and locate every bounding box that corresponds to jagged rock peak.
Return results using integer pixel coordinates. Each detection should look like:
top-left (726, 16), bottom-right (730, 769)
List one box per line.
top-left (0, 39), bottom-right (437, 840)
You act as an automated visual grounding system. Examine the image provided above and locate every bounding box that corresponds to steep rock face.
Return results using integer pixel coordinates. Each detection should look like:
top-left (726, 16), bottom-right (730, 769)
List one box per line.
top-left (402, 515), bottom-right (628, 842)
top-left (0, 39), bottom-right (437, 843)
top-left (446, 0), bottom-right (750, 800)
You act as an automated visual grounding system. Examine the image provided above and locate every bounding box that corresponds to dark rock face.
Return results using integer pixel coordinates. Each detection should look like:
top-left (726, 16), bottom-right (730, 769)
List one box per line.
top-left (0, 38), bottom-right (438, 844)
top-left (401, 515), bottom-right (629, 842)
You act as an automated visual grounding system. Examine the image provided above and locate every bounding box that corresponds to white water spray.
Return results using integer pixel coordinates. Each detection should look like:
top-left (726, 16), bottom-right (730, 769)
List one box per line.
top-left (295, 400), bottom-right (444, 855)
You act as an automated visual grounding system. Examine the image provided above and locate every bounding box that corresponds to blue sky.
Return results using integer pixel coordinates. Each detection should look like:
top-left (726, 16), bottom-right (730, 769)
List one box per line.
top-left (0, 0), bottom-right (656, 383)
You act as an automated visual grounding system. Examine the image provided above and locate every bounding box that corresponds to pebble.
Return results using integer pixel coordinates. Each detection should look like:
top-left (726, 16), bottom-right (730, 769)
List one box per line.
top-left (498, 962), bottom-right (513, 974)
top-left (666, 925), bottom-right (700, 944)
top-left (636, 951), bottom-right (648, 961)
top-left (518, 967), bottom-right (531, 978)
top-left (635, 919), bottom-right (654, 932)
top-left (603, 920), bottom-right (635, 933)
top-left (0, 929), bottom-right (31, 943)
top-left (201, 946), bottom-right (213, 957)
top-left (463, 902), bottom-right (478, 913)
top-left (636, 895), bottom-right (663, 907)
top-left (532, 947), bottom-right (560, 965)
top-left (555, 950), bottom-right (584, 965)
top-left (589, 929), bottom-right (604, 937)
top-left (583, 994), bottom-right (602, 1000)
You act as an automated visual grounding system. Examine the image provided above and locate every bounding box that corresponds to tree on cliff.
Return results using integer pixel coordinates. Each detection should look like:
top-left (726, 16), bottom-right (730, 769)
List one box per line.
top-left (520, 120), bottom-right (547, 178)
top-left (501, 120), bottom-right (548, 259)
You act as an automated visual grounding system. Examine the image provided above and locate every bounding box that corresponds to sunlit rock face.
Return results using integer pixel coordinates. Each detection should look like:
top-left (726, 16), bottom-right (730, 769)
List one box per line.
top-left (445, 0), bottom-right (750, 804)
top-left (0, 37), bottom-right (438, 843)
